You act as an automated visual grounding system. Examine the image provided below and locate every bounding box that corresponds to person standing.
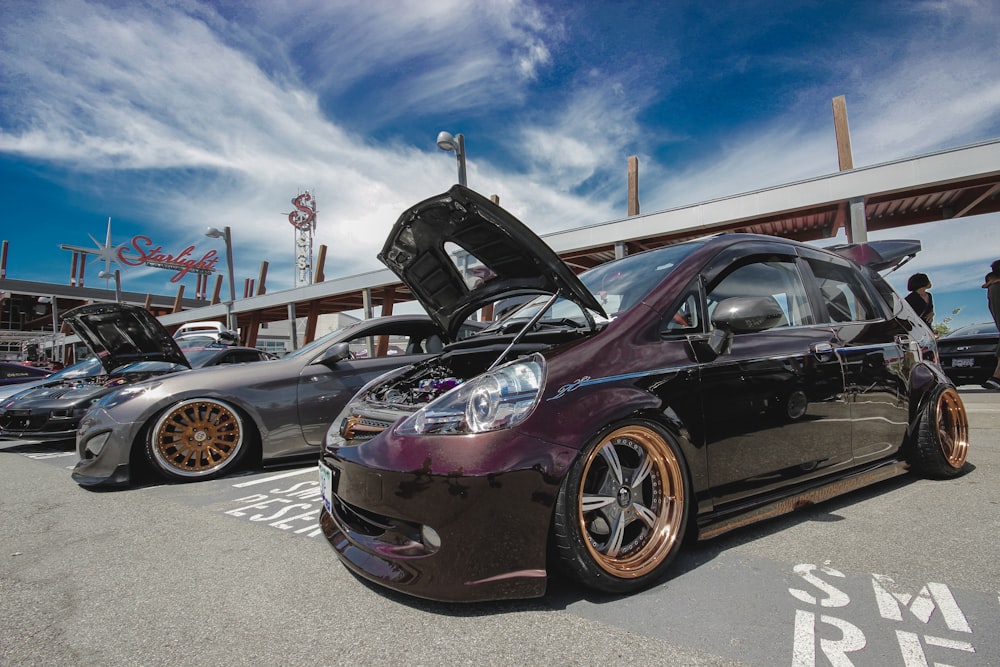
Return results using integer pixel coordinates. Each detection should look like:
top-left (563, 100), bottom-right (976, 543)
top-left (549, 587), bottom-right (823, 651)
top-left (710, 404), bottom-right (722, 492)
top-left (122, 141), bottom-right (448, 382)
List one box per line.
top-left (905, 273), bottom-right (935, 327)
top-left (982, 261), bottom-right (1000, 390)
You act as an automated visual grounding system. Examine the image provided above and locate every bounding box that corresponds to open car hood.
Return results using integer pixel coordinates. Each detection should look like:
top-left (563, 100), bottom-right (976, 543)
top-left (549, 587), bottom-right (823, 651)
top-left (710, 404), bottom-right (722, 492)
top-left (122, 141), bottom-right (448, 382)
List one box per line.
top-left (63, 303), bottom-right (191, 373)
top-left (379, 185), bottom-right (605, 338)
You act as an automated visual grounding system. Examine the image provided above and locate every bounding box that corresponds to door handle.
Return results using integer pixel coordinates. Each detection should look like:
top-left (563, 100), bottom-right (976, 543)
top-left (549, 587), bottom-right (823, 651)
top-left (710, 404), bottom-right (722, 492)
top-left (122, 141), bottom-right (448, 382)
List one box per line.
top-left (810, 342), bottom-right (834, 356)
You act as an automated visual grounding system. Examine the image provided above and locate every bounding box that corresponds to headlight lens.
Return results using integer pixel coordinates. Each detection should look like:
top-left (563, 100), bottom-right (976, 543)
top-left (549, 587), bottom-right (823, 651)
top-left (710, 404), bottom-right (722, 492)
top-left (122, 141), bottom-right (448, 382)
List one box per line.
top-left (398, 357), bottom-right (544, 435)
top-left (94, 382), bottom-right (158, 410)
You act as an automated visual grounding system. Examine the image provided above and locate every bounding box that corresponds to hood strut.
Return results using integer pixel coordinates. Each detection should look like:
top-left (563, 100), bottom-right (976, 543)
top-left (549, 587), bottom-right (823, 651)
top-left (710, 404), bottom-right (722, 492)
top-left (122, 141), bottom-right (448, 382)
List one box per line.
top-left (488, 292), bottom-right (560, 371)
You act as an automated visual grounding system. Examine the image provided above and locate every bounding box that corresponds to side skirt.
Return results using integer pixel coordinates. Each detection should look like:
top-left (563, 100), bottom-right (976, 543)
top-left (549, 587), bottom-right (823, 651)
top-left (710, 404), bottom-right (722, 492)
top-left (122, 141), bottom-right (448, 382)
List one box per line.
top-left (696, 459), bottom-right (911, 541)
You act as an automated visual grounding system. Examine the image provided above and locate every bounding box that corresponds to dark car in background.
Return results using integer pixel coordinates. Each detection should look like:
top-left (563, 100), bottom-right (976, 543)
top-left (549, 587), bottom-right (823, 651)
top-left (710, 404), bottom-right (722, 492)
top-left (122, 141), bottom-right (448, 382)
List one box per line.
top-left (937, 322), bottom-right (999, 386)
top-left (0, 304), bottom-right (267, 442)
top-left (0, 361), bottom-right (52, 387)
top-left (73, 314), bottom-right (484, 488)
top-left (318, 185), bottom-right (969, 602)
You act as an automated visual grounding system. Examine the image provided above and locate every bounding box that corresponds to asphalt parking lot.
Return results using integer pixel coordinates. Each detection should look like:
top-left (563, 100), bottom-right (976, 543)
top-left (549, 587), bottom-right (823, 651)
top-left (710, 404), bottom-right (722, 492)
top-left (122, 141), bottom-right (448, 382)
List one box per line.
top-left (1, 388), bottom-right (998, 666)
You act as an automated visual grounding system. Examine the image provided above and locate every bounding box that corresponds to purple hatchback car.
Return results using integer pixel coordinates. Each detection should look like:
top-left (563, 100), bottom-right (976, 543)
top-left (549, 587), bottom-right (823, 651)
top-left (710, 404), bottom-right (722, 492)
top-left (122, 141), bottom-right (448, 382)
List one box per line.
top-left (319, 185), bottom-right (969, 602)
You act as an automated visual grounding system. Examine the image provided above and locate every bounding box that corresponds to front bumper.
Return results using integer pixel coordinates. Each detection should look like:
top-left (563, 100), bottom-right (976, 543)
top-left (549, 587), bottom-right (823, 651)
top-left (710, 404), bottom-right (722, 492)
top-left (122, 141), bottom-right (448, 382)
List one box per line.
top-left (0, 410), bottom-right (83, 441)
top-left (71, 406), bottom-right (140, 487)
top-left (320, 428), bottom-right (576, 602)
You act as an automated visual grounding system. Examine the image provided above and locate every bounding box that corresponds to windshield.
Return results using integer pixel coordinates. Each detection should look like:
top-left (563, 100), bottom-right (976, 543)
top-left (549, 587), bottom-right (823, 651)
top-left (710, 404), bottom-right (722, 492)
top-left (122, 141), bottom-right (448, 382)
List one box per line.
top-left (484, 241), bottom-right (703, 330)
top-left (47, 357), bottom-right (105, 381)
top-left (945, 322), bottom-right (998, 337)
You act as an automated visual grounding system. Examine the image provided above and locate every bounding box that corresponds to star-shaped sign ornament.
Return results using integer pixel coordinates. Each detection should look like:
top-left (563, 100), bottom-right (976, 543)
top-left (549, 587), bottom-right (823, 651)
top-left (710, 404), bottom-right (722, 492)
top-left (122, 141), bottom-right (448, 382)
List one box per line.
top-left (87, 217), bottom-right (125, 276)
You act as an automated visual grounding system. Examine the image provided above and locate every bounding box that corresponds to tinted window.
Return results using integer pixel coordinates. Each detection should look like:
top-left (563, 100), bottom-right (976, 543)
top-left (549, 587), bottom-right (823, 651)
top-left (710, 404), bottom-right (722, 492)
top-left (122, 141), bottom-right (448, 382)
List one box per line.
top-left (807, 259), bottom-right (877, 323)
top-left (707, 259), bottom-right (813, 327)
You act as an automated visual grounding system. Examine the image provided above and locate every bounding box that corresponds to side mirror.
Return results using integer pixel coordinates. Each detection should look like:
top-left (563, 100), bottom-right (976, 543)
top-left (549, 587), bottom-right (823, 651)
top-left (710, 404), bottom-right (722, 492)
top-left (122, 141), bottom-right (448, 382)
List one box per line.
top-left (314, 342), bottom-right (352, 365)
top-left (712, 296), bottom-right (786, 333)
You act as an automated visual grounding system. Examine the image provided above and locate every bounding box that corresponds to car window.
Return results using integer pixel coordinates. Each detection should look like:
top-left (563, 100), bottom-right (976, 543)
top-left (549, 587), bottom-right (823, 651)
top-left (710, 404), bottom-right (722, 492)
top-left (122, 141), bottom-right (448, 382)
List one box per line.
top-left (706, 259), bottom-right (813, 327)
top-left (662, 291), bottom-right (702, 335)
top-left (346, 333), bottom-right (409, 359)
top-left (806, 258), bottom-right (877, 323)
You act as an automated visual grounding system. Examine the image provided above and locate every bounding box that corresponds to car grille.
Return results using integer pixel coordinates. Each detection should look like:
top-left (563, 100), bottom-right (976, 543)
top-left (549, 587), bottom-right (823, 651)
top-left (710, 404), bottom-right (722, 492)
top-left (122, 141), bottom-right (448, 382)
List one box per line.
top-left (0, 411), bottom-right (49, 432)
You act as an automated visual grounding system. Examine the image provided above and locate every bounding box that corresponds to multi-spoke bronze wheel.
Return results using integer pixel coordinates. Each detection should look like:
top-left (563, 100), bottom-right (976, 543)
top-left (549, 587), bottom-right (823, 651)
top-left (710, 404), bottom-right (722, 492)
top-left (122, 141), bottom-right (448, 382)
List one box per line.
top-left (911, 386), bottom-right (969, 478)
top-left (146, 399), bottom-right (248, 481)
top-left (553, 421), bottom-right (689, 593)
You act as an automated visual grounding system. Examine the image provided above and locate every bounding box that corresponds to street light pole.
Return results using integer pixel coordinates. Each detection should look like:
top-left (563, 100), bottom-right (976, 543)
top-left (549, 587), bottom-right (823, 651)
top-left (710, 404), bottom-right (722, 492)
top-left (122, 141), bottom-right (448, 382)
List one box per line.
top-left (98, 269), bottom-right (122, 303)
top-left (205, 226), bottom-right (237, 331)
top-left (436, 131), bottom-right (467, 186)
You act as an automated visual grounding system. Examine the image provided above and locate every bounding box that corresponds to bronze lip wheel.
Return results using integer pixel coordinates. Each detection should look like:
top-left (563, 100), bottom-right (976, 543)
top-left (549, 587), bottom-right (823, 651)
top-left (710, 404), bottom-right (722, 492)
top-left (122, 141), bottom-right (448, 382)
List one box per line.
top-left (577, 424), bottom-right (685, 579)
top-left (935, 388), bottom-right (969, 469)
top-left (151, 399), bottom-right (244, 478)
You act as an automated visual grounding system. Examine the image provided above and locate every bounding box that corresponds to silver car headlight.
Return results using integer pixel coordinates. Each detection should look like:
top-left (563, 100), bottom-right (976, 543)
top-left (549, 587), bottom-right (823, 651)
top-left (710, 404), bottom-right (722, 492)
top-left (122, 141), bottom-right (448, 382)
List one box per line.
top-left (95, 382), bottom-right (159, 410)
top-left (397, 356), bottom-right (544, 435)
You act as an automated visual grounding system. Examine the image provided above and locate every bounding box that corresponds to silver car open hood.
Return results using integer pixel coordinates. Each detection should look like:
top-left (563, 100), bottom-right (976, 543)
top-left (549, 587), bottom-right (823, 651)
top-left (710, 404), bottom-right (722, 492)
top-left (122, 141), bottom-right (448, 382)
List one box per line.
top-left (63, 303), bottom-right (190, 373)
top-left (379, 185), bottom-right (605, 338)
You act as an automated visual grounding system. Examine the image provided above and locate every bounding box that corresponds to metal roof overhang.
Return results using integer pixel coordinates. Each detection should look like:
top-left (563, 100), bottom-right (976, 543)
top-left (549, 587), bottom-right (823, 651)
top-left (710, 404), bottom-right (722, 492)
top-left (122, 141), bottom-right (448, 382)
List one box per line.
top-left (7, 139), bottom-right (997, 333)
top-left (163, 138), bottom-right (998, 328)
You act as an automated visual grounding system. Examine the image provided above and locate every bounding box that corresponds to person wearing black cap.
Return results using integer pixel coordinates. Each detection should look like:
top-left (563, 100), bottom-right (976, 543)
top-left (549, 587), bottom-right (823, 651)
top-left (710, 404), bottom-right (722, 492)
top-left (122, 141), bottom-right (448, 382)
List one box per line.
top-left (982, 260), bottom-right (1000, 390)
top-left (905, 273), bottom-right (934, 327)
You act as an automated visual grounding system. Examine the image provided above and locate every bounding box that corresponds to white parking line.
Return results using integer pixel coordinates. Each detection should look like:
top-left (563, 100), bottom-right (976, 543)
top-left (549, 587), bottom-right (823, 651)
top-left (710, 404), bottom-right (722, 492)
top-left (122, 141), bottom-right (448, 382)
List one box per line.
top-left (231, 467), bottom-right (315, 487)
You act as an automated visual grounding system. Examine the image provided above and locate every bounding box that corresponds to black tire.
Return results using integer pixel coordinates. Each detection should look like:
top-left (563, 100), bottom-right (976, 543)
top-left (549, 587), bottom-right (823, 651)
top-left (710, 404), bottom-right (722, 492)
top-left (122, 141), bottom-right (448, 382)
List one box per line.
top-left (145, 398), bottom-right (250, 482)
top-left (553, 421), bottom-right (690, 594)
top-left (909, 386), bottom-right (969, 479)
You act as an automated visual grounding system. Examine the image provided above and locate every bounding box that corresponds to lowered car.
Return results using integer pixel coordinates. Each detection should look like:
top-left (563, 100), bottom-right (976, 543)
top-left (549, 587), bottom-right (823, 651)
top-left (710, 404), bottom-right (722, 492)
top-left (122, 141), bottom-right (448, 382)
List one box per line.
top-left (0, 305), bottom-right (270, 442)
top-left (936, 322), bottom-right (999, 387)
top-left (73, 314), bottom-right (482, 487)
top-left (318, 185), bottom-right (969, 602)
top-left (0, 304), bottom-right (195, 441)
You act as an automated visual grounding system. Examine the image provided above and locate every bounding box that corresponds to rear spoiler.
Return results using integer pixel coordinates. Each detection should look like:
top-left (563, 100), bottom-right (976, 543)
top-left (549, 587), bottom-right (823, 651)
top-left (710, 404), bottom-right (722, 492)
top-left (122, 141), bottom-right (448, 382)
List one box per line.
top-left (826, 239), bottom-right (921, 273)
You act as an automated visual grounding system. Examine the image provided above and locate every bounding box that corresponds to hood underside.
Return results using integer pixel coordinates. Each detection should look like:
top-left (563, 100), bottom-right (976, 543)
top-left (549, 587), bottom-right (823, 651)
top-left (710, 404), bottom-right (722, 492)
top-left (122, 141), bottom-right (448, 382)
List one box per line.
top-left (63, 303), bottom-right (190, 373)
top-left (379, 185), bottom-right (604, 338)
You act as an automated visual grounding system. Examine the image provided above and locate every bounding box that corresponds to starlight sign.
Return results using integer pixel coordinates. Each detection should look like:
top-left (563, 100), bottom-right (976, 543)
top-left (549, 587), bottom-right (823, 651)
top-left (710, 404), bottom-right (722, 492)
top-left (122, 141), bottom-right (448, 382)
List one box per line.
top-left (117, 236), bottom-right (221, 283)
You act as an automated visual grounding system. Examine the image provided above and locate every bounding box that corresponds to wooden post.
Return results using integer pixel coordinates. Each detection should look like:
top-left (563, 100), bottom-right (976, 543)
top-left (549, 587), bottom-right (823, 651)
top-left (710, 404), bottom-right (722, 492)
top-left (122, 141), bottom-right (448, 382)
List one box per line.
top-left (171, 285), bottom-right (185, 313)
top-left (627, 156), bottom-right (640, 216)
top-left (832, 96), bottom-right (854, 171)
top-left (313, 245), bottom-right (327, 283)
top-left (211, 275), bottom-right (223, 304)
top-left (256, 261), bottom-right (268, 296)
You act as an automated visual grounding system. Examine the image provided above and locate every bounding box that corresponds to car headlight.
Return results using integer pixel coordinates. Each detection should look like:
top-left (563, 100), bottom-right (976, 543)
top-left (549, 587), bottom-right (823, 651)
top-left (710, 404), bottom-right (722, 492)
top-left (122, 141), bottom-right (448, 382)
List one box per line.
top-left (397, 356), bottom-right (544, 435)
top-left (95, 382), bottom-right (158, 410)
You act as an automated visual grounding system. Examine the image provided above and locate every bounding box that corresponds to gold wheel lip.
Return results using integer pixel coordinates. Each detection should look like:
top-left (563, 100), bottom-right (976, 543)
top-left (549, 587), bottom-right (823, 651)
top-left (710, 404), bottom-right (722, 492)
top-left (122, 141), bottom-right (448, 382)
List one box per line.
top-left (577, 424), bottom-right (685, 579)
top-left (151, 398), bottom-right (244, 478)
top-left (936, 388), bottom-right (969, 469)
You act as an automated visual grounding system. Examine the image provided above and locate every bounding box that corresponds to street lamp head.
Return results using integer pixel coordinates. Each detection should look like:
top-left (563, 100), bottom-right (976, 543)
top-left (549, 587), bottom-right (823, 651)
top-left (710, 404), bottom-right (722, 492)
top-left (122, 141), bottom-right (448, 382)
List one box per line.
top-left (436, 131), bottom-right (467, 186)
top-left (436, 131), bottom-right (463, 155)
top-left (205, 226), bottom-right (226, 239)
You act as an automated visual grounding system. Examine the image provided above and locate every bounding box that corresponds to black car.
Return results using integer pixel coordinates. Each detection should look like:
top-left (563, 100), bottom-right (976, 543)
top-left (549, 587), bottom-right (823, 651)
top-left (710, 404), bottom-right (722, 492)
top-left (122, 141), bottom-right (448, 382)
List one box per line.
top-left (0, 303), bottom-right (266, 441)
top-left (937, 322), bottom-right (999, 386)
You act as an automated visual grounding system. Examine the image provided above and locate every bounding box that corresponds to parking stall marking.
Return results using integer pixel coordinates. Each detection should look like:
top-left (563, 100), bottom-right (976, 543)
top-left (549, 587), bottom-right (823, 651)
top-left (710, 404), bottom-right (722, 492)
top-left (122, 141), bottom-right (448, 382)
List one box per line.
top-left (224, 466), bottom-right (324, 538)
top-left (789, 563), bottom-right (986, 667)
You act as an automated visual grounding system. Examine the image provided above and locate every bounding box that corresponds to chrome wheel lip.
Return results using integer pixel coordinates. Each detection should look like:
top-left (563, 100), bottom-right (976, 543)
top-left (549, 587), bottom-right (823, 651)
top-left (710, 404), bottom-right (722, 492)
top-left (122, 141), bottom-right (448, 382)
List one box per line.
top-left (936, 388), bottom-right (969, 469)
top-left (577, 425), bottom-right (684, 579)
top-left (151, 399), bottom-right (244, 478)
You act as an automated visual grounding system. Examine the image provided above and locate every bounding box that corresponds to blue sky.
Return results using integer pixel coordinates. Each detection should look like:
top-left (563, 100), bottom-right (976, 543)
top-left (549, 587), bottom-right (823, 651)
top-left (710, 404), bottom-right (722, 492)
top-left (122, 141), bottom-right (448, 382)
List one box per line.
top-left (1, 0), bottom-right (998, 329)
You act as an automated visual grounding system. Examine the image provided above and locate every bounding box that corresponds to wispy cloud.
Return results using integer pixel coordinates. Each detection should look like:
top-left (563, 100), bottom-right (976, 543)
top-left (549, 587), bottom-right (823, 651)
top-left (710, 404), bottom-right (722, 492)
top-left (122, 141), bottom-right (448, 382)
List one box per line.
top-left (0, 0), bottom-right (997, 305)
